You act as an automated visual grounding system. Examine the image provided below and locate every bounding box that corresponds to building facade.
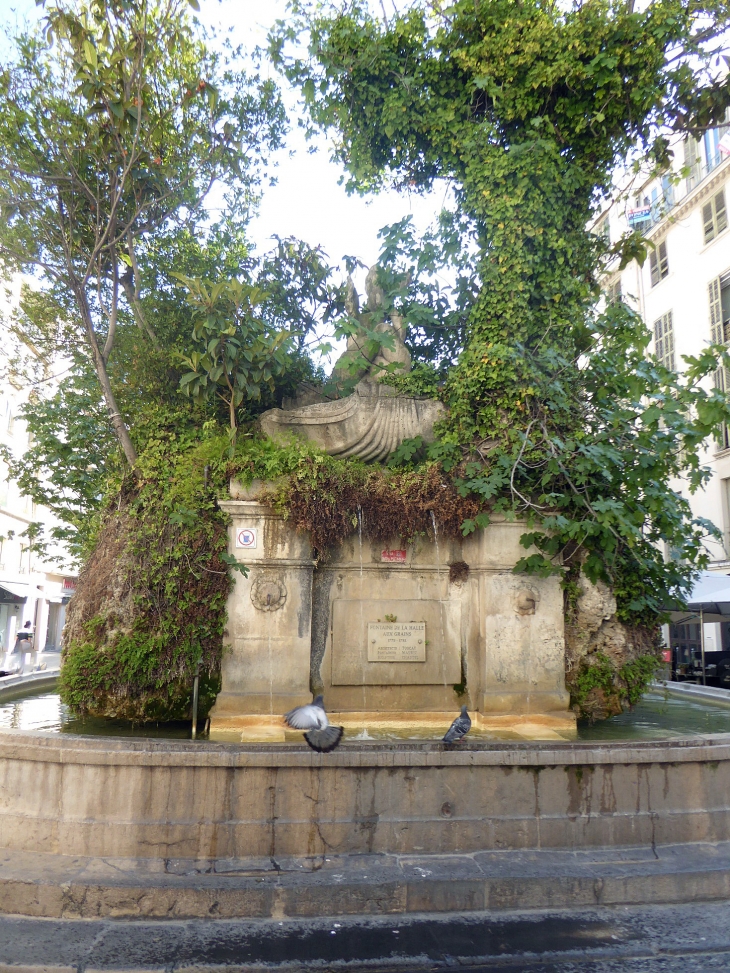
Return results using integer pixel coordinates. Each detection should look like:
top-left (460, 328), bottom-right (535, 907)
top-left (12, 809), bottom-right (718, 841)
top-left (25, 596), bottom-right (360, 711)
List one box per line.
top-left (0, 342), bottom-right (76, 663)
top-left (597, 120), bottom-right (730, 662)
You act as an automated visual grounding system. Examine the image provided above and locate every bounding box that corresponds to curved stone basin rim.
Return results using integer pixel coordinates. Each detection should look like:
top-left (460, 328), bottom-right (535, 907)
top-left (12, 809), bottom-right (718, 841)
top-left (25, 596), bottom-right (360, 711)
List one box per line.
top-left (2, 729), bottom-right (730, 864)
top-left (5, 726), bottom-right (730, 761)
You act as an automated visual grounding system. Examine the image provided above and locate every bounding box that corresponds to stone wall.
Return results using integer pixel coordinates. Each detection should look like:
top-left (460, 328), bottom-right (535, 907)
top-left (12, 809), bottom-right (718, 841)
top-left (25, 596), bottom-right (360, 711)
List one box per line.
top-left (2, 732), bottom-right (730, 860)
top-left (213, 498), bottom-right (569, 719)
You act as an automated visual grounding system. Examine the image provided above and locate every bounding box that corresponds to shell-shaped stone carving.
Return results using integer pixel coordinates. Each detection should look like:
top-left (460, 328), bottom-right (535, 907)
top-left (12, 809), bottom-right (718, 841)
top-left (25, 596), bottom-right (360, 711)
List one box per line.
top-left (259, 381), bottom-right (444, 463)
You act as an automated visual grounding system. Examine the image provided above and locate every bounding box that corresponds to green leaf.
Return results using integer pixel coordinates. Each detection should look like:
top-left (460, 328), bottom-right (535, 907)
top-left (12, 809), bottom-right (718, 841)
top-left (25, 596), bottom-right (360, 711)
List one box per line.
top-left (82, 41), bottom-right (97, 68)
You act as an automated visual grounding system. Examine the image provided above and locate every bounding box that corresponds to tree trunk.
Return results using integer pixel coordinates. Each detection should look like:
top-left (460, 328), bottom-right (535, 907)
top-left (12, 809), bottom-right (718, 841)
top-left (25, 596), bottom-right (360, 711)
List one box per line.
top-left (120, 275), bottom-right (160, 348)
top-left (75, 282), bottom-right (139, 468)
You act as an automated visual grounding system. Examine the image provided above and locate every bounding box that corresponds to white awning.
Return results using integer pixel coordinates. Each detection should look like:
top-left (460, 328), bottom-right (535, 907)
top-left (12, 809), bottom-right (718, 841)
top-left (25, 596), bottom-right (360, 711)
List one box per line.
top-left (0, 582), bottom-right (29, 603)
top-left (668, 572), bottom-right (730, 623)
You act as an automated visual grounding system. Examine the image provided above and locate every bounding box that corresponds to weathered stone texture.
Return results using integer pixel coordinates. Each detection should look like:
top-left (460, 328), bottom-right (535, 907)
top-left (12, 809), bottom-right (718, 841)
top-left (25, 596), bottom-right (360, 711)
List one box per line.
top-left (564, 574), bottom-right (658, 720)
top-left (213, 500), bottom-right (570, 720)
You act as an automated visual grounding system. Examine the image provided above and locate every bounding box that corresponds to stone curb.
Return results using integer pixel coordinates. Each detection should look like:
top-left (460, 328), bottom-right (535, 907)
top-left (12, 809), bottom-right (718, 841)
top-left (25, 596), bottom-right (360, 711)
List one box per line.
top-left (5, 728), bottom-right (730, 768)
top-left (1, 841), bottom-right (730, 920)
top-left (0, 670), bottom-right (59, 704)
top-left (0, 967), bottom-right (76, 973)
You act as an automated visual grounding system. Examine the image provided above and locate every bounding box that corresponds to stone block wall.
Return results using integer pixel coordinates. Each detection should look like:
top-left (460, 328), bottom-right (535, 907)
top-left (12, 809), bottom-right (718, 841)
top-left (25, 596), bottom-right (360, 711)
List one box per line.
top-left (214, 497), bottom-right (569, 718)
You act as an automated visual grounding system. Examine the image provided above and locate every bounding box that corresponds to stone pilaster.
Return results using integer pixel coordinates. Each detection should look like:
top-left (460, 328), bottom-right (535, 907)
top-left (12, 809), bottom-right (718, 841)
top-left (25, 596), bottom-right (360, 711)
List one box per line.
top-left (210, 500), bottom-right (314, 718)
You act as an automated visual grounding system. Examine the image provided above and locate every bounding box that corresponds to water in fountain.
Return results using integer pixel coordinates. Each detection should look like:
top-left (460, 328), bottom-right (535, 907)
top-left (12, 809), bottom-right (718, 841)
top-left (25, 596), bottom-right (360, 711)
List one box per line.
top-left (430, 510), bottom-right (449, 698)
top-left (7, 682), bottom-right (730, 742)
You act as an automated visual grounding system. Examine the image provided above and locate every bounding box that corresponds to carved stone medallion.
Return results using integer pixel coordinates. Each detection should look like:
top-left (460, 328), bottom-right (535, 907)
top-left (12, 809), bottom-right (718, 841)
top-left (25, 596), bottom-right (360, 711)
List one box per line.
top-left (250, 574), bottom-right (287, 612)
top-left (514, 588), bottom-right (539, 615)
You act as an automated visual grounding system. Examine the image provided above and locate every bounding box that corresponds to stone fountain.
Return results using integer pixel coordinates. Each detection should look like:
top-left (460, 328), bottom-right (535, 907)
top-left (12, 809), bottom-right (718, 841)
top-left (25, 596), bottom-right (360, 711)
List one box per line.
top-left (0, 269), bottom-right (729, 924)
top-left (209, 269), bottom-right (574, 743)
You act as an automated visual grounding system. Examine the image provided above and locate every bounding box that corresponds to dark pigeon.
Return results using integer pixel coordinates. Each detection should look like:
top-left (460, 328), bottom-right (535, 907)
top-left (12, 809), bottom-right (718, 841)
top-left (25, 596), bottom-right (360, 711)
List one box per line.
top-left (283, 694), bottom-right (344, 753)
top-left (443, 705), bottom-right (471, 744)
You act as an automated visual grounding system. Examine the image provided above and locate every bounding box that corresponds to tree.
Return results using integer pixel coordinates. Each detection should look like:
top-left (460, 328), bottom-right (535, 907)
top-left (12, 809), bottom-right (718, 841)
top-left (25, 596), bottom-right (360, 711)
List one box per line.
top-left (176, 277), bottom-right (292, 442)
top-left (0, 0), bottom-right (285, 467)
top-left (271, 0), bottom-right (730, 621)
top-left (257, 236), bottom-right (346, 354)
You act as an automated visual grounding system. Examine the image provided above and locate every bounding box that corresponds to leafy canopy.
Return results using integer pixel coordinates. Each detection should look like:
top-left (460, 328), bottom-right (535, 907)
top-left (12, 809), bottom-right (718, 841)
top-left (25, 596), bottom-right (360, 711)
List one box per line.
top-left (0, 0), bottom-right (286, 465)
top-left (271, 0), bottom-right (730, 622)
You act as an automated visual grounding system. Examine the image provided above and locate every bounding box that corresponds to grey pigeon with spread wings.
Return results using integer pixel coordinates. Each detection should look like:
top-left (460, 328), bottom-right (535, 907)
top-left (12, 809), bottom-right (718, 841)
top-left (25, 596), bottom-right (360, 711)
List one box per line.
top-left (284, 695), bottom-right (344, 753)
top-left (443, 705), bottom-right (471, 744)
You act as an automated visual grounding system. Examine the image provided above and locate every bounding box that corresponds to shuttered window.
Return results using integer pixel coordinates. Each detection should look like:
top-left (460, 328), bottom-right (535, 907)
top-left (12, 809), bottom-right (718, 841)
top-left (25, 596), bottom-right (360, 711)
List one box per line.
top-left (684, 136), bottom-right (701, 190)
top-left (703, 189), bottom-right (728, 244)
top-left (606, 278), bottom-right (622, 304)
top-left (654, 312), bottom-right (675, 370)
top-left (715, 366), bottom-right (730, 450)
top-left (649, 240), bottom-right (669, 287)
top-left (710, 277), bottom-right (724, 343)
top-left (710, 276), bottom-right (730, 448)
top-left (594, 217), bottom-right (610, 245)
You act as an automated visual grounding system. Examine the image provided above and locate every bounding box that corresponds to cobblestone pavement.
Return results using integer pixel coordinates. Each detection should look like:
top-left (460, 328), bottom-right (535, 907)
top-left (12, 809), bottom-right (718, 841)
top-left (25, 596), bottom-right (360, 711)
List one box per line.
top-left (1, 901), bottom-right (730, 971)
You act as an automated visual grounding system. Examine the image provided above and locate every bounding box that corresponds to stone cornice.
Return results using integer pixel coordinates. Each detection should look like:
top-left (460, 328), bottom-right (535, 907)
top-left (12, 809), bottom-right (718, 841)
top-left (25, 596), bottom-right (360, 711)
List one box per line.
top-left (648, 158), bottom-right (730, 243)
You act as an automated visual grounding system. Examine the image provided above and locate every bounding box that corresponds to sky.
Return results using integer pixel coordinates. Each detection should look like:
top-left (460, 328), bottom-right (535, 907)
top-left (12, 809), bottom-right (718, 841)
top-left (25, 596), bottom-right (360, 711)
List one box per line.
top-left (207, 0), bottom-right (444, 271)
top-left (0, 0), bottom-right (446, 278)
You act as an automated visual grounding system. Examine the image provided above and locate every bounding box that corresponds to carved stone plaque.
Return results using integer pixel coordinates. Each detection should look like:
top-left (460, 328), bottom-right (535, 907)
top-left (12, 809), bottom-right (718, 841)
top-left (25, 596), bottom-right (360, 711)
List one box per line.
top-left (367, 622), bottom-right (426, 662)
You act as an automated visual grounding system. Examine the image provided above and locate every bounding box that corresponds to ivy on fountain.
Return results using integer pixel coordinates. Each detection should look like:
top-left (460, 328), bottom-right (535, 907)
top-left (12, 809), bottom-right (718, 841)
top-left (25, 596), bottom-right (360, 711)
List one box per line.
top-left (269, 0), bottom-right (730, 717)
top-left (231, 435), bottom-right (483, 553)
top-left (60, 427), bottom-right (238, 722)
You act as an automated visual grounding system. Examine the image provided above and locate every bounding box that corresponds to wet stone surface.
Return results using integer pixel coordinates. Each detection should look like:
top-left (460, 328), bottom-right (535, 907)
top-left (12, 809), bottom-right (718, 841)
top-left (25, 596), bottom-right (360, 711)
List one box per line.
top-left (1, 901), bottom-right (730, 970)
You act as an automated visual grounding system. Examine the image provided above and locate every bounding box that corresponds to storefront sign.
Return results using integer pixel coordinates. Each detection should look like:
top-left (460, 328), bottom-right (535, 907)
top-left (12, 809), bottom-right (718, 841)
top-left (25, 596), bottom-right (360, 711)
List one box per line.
top-left (628, 206), bottom-right (651, 225)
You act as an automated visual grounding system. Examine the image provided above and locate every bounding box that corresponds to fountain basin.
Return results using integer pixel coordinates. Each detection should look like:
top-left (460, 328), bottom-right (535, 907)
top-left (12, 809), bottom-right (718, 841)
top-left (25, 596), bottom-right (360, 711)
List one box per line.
top-left (3, 728), bottom-right (730, 861)
top-left (3, 692), bottom-right (730, 917)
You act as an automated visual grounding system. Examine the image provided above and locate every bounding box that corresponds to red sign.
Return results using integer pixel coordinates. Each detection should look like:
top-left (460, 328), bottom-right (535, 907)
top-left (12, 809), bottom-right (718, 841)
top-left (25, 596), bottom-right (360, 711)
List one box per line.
top-left (381, 549), bottom-right (407, 563)
top-left (662, 649), bottom-right (671, 663)
top-left (62, 578), bottom-right (77, 592)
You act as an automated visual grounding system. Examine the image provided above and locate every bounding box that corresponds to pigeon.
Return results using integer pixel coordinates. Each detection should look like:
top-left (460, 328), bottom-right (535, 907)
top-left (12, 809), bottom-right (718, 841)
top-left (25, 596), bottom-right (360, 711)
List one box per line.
top-left (442, 705), bottom-right (471, 744)
top-left (283, 695), bottom-right (344, 753)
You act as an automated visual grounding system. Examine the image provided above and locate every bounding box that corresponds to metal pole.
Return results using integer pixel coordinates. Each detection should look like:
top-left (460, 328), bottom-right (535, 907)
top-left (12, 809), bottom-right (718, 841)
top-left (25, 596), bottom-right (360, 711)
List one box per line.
top-left (191, 659), bottom-right (201, 740)
top-left (700, 608), bottom-right (707, 686)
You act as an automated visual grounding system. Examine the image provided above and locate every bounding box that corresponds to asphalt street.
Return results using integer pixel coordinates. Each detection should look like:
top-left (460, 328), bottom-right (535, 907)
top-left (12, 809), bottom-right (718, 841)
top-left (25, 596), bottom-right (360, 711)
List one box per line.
top-left (1, 901), bottom-right (730, 971)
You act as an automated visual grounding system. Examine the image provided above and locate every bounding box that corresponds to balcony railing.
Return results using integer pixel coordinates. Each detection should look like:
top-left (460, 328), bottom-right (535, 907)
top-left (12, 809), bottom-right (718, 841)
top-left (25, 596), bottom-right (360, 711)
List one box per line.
top-left (631, 151), bottom-right (729, 232)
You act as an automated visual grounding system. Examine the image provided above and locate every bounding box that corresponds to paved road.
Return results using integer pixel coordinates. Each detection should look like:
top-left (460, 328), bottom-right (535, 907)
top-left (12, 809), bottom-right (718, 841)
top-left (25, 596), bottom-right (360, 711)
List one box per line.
top-left (1, 901), bottom-right (730, 971)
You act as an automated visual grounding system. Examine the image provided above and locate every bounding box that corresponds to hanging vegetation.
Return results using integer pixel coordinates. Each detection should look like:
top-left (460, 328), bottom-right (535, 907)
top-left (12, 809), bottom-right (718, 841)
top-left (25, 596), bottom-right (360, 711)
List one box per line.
top-left (60, 434), bottom-right (237, 721)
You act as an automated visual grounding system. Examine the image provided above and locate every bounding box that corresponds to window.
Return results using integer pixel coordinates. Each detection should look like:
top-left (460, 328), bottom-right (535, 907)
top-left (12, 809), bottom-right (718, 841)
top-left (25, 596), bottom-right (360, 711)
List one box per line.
top-left (606, 278), bottom-right (622, 304)
top-left (661, 174), bottom-right (675, 211)
top-left (684, 136), bottom-right (702, 190)
top-left (709, 275), bottom-right (730, 449)
top-left (715, 366), bottom-right (730, 450)
top-left (654, 311), bottom-right (675, 370)
top-left (704, 109), bottom-right (730, 173)
top-left (722, 477), bottom-right (730, 556)
top-left (649, 239), bottom-right (669, 286)
top-left (594, 217), bottom-right (610, 246)
top-left (707, 273), bottom-right (730, 343)
top-left (703, 189), bottom-right (728, 244)
top-left (648, 184), bottom-right (672, 224)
